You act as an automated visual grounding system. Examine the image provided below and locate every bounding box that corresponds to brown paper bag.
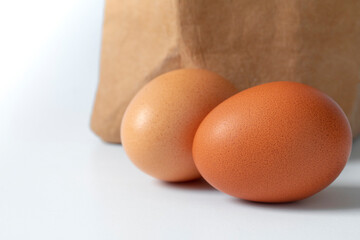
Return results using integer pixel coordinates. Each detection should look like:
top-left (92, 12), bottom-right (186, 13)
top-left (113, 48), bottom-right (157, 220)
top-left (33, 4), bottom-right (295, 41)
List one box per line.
top-left (91, 0), bottom-right (360, 143)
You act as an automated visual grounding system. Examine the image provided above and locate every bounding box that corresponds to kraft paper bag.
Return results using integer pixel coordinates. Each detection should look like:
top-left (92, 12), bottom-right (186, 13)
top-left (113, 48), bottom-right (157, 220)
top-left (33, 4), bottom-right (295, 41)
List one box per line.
top-left (91, 0), bottom-right (360, 143)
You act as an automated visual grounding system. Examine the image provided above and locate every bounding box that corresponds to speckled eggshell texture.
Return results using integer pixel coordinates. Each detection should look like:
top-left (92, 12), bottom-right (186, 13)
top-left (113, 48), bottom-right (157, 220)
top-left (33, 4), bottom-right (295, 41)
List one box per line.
top-left (121, 69), bottom-right (238, 182)
top-left (193, 81), bottom-right (352, 202)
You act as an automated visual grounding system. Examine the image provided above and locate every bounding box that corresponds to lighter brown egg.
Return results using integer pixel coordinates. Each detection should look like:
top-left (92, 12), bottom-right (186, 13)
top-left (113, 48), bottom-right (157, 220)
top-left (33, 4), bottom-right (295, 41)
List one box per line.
top-left (121, 69), bottom-right (238, 182)
top-left (193, 81), bottom-right (352, 202)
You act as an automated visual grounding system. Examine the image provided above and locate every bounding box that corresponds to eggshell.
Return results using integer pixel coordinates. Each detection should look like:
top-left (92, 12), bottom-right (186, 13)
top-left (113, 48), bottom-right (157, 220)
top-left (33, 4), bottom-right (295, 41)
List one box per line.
top-left (121, 69), bottom-right (238, 182)
top-left (193, 81), bottom-right (352, 202)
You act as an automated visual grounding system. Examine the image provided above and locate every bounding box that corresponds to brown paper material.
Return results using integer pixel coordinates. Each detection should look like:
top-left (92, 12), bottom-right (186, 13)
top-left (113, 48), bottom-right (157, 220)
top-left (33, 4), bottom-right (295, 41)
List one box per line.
top-left (91, 0), bottom-right (360, 143)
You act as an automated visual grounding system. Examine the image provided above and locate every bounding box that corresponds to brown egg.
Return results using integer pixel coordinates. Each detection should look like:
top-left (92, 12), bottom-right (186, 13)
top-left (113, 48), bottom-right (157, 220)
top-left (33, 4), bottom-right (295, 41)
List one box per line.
top-left (121, 69), bottom-right (238, 182)
top-left (193, 81), bottom-right (352, 202)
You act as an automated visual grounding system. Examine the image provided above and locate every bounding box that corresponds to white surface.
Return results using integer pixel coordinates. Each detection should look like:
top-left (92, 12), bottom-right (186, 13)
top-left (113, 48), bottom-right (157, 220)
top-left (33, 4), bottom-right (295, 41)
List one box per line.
top-left (1, 1), bottom-right (360, 239)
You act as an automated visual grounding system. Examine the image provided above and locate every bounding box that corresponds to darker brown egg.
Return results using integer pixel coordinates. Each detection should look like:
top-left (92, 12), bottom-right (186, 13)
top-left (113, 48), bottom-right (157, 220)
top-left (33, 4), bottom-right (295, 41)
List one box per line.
top-left (193, 81), bottom-right (352, 202)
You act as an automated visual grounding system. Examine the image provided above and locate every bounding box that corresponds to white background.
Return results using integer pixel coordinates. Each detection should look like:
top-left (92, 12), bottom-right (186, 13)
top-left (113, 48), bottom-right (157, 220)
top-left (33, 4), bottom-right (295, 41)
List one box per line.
top-left (1, 1), bottom-right (360, 239)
